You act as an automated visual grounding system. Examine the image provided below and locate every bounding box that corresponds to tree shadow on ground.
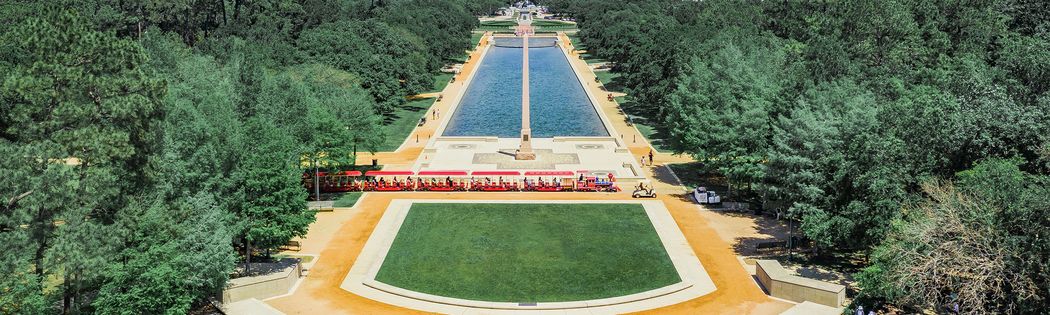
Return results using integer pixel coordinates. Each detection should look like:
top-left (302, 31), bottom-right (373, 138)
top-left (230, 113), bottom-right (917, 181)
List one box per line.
top-left (234, 257), bottom-right (299, 278)
top-left (620, 99), bottom-right (674, 151)
top-left (764, 249), bottom-right (867, 294)
top-left (601, 72), bottom-right (625, 92)
top-left (382, 102), bottom-right (430, 125)
top-left (729, 212), bottom-right (791, 257)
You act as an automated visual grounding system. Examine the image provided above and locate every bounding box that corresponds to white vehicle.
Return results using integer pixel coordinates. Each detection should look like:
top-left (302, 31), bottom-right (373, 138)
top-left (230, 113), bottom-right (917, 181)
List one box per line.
top-left (693, 187), bottom-right (721, 204)
top-left (631, 180), bottom-right (657, 198)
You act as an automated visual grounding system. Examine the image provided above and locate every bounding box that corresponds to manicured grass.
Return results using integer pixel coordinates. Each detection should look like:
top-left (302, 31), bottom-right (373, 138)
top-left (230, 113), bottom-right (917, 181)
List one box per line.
top-left (475, 26), bottom-right (514, 32)
top-left (332, 192), bottom-right (363, 207)
top-left (429, 73), bottom-right (453, 93)
top-left (378, 99), bottom-right (431, 151)
top-left (470, 32), bottom-right (484, 46)
top-left (480, 20), bottom-right (575, 27)
top-left (616, 96), bottom-right (674, 152)
top-left (274, 254), bottom-right (315, 265)
top-left (375, 203), bottom-right (680, 302)
top-left (633, 119), bottom-right (673, 152)
top-left (594, 70), bottom-right (621, 91)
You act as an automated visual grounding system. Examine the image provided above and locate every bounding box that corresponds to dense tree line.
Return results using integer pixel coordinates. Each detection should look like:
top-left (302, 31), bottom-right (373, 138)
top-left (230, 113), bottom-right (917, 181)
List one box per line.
top-left (1, 0), bottom-right (497, 313)
top-left (549, 0), bottom-right (1049, 313)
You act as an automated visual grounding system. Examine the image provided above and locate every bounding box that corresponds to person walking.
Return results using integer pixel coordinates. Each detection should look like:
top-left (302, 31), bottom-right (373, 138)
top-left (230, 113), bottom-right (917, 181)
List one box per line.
top-left (640, 155), bottom-right (647, 166)
top-left (648, 149), bottom-right (654, 166)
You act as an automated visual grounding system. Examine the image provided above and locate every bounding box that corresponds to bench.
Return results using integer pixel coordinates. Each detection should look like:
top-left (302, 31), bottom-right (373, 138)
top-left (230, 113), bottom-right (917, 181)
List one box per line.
top-left (282, 240), bottom-right (301, 252)
top-left (755, 240), bottom-right (787, 251)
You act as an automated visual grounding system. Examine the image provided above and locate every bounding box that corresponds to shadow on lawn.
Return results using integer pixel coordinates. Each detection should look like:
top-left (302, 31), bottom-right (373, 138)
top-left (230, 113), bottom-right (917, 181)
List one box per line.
top-left (620, 99), bottom-right (673, 150)
top-left (382, 103), bottom-right (430, 125)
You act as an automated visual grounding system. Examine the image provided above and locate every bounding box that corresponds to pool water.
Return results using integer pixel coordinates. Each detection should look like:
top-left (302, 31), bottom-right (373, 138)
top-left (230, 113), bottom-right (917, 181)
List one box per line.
top-left (442, 39), bottom-right (608, 137)
top-left (442, 46), bottom-right (523, 137)
top-left (529, 46), bottom-right (609, 137)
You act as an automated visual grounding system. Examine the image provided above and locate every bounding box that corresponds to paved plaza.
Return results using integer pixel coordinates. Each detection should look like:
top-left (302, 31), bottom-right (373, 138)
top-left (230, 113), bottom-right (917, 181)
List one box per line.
top-left (258, 28), bottom-right (798, 315)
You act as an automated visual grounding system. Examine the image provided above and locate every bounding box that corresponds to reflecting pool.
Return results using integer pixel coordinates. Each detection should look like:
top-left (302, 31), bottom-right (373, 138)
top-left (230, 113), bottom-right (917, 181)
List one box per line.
top-left (442, 38), bottom-right (608, 137)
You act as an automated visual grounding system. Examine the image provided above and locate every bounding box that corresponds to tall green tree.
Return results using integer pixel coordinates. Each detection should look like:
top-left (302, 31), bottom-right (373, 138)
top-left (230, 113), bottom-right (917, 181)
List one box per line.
top-left (1, 9), bottom-right (164, 312)
top-left (664, 34), bottom-right (787, 194)
top-left (235, 119), bottom-right (312, 271)
top-left (765, 81), bottom-right (907, 249)
top-left (297, 19), bottom-right (429, 113)
top-left (94, 195), bottom-right (236, 315)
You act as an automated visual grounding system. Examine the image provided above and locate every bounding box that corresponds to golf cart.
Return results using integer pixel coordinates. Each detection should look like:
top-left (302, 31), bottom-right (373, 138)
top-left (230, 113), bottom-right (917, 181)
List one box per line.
top-left (632, 181), bottom-right (657, 198)
top-left (693, 186), bottom-right (721, 204)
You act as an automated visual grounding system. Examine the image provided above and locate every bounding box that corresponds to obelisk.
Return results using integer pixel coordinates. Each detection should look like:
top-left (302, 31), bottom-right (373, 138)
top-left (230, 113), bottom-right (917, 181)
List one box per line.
top-left (515, 21), bottom-right (536, 160)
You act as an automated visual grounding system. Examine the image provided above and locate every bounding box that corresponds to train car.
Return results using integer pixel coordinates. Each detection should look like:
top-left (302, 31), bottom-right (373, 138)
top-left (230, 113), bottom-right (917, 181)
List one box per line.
top-left (416, 170), bottom-right (470, 191)
top-left (469, 171), bottom-right (523, 191)
top-left (363, 170), bottom-right (415, 191)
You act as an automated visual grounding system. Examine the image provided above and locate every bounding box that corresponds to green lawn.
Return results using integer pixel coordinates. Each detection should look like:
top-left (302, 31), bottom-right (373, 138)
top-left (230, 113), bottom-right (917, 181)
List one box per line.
top-left (477, 20), bottom-right (574, 28)
top-left (615, 96), bottom-right (674, 152)
top-left (375, 203), bottom-right (680, 302)
top-left (594, 70), bottom-right (621, 91)
top-left (332, 192), bottom-right (363, 207)
top-left (429, 73), bottom-right (453, 93)
top-left (378, 98), bottom-right (431, 151)
top-left (633, 119), bottom-right (673, 152)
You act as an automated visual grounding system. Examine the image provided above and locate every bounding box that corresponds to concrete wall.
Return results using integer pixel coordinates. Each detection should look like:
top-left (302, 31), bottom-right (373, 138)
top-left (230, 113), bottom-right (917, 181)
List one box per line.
top-left (221, 261), bottom-right (301, 304)
top-left (756, 259), bottom-right (845, 307)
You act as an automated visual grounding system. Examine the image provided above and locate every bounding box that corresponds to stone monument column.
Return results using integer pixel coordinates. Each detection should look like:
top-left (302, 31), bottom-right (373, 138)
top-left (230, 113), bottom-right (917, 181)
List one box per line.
top-left (515, 33), bottom-right (536, 160)
top-left (514, 13), bottom-right (536, 160)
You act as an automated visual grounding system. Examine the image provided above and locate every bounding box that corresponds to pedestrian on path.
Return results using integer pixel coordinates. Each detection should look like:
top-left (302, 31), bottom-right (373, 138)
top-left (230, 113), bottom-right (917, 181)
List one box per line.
top-left (640, 155), bottom-right (647, 166)
top-left (648, 150), bottom-right (654, 166)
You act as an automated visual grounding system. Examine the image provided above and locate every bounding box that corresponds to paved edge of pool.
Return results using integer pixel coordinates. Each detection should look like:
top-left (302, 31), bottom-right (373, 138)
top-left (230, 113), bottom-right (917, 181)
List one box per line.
top-left (430, 36), bottom-right (495, 143)
top-left (339, 199), bottom-right (716, 314)
top-left (554, 32), bottom-right (620, 140)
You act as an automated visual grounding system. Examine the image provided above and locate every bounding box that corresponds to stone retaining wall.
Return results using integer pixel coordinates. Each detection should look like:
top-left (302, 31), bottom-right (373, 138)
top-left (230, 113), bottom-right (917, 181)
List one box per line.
top-left (221, 260), bottom-right (301, 305)
top-left (756, 259), bottom-right (844, 307)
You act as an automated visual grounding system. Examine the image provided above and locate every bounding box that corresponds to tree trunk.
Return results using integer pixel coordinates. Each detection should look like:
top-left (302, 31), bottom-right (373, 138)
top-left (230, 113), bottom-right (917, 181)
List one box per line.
top-left (727, 177), bottom-right (733, 201)
top-left (244, 238), bottom-right (251, 275)
top-left (234, 0), bottom-right (243, 21)
top-left (220, 0), bottom-right (228, 25)
top-left (32, 208), bottom-right (49, 279)
top-left (314, 159), bottom-right (321, 209)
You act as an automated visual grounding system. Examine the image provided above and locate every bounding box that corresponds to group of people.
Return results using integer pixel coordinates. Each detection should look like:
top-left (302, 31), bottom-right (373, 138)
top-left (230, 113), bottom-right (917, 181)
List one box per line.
top-left (640, 150), bottom-right (654, 166)
top-left (524, 177), bottom-right (563, 188)
top-left (312, 173), bottom-right (623, 192)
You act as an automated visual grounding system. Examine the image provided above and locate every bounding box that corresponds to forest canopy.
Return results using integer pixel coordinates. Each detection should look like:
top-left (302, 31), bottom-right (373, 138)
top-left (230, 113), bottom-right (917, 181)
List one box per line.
top-left (547, 0), bottom-right (1049, 313)
top-left (0, 0), bottom-right (501, 313)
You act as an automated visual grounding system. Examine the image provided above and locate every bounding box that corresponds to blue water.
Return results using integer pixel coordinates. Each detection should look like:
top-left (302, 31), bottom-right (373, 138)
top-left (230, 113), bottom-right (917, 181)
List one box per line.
top-left (442, 46), bottom-right (522, 137)
top-left (528, 46), bottom-right (609, 137)
top-left (442, 39), bottom-right (608, 137)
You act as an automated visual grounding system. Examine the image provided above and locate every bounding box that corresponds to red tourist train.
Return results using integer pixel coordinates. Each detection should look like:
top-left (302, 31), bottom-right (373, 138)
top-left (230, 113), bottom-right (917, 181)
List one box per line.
top-left (302, 170), bottom-right (620, 193)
